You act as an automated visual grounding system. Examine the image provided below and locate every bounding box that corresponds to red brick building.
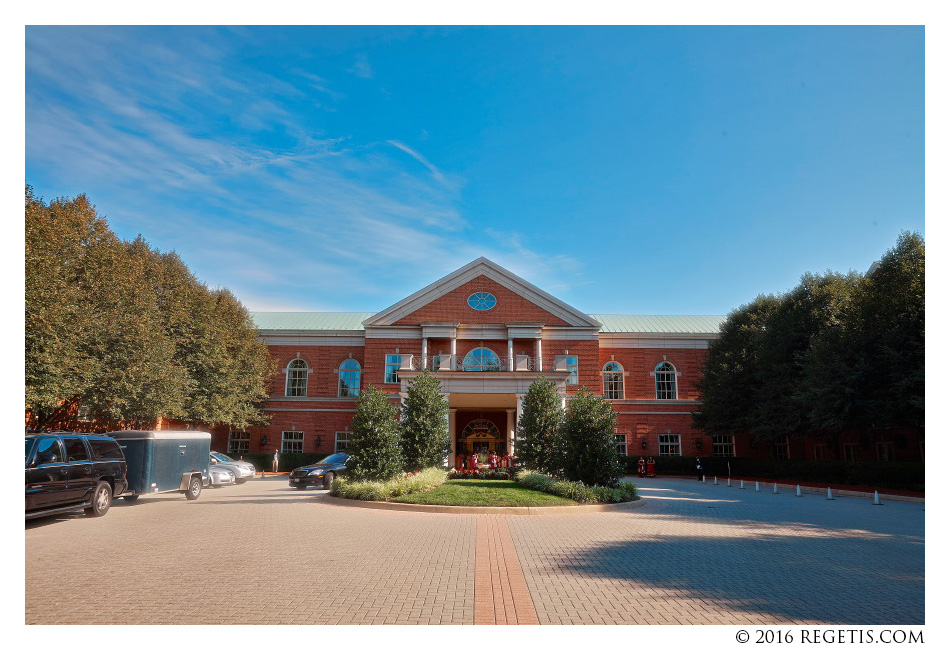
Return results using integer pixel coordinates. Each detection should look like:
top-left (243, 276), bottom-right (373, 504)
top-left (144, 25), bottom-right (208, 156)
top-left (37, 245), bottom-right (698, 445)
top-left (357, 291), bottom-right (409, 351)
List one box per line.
top-left (220, 257), bottom-right (731, 465)
top-left (215, 257), bottom-right (922, 465)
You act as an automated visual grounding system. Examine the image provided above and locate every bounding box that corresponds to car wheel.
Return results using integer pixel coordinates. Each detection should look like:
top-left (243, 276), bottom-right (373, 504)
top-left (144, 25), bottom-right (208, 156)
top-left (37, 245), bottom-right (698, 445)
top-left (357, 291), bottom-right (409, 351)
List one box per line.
top-left (323, 472), bottom-right (335, 489)
top-left (86, 481), bottom-right (112, 517)
top-left (186, 476), bottom-right (202, 500)
top-left (295, 485), bottom-right (307, 490)
top-left (123, 494), bottom-right (140, 502)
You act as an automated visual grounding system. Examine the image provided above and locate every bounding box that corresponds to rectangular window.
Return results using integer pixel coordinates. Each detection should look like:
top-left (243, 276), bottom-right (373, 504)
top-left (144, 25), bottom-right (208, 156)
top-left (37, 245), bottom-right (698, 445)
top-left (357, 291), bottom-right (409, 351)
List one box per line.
top-left (658, 434), bottom-right (681, 456)
top-left (843, 443), bottom-right (859, 462)
top-left (813, 444), bottom-right (827, 460)
top-left (281, 431), bottom-right (304, 454)
top-left (384, 354), bottom-right (401, 384)
top-left (228, 431), bottom-right (250, 455)
top-left (876, 442), bottom-right (895, 462)
top-left (712, 435), bottom-right (735, 457)
top-left (555, 355), bottom-right (579, 385)
top-left (774, 438), bottom-right (790, 460)
top-left (614, 433), bottom-right (627, 456)
top-left (62, 436), bottom-right (90, 462)
top-left (335, 431), bottom-right (352, 453)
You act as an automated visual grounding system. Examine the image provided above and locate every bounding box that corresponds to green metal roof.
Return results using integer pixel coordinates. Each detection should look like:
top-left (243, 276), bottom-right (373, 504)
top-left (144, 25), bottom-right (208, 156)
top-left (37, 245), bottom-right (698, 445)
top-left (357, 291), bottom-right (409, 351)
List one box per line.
top-left (251, 311), bottom-right (725, 335)
top-left (250, 312), bottom-right (375, 331)
top-left (590, 314), bottom-right (726, 334)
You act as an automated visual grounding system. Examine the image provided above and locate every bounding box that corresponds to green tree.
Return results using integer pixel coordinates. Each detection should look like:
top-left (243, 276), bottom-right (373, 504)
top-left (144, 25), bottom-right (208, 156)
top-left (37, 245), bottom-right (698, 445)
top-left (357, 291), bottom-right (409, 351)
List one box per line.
top-left (25, 186), bottom-right (274, 431)
top-left (515, 375), bottom-right (565, 474)
top-left (400, 370), bottom-right (450, 471)
top-left (752, 271), bottom-right (860, 443)
top-left (560, 387), bottom-right (622, 487)
top-left (693, 295), bottom-right (781, 436)
top-left (801, 232), bottom-right (924, 436)
top-left (347, 386), bottom-right (404, 479)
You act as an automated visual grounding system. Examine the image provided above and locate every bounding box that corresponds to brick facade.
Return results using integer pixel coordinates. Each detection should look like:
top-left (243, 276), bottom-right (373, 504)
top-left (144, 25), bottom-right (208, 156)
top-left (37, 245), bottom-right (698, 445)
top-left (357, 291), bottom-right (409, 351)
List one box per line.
top-left (210, 258), bottom-right (922, 465)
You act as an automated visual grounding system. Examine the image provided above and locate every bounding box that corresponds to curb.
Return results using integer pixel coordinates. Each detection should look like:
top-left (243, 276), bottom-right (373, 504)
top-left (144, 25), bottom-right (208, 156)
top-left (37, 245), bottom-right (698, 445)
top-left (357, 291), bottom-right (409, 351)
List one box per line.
top-left (322, 494), bottom-right (647, 515)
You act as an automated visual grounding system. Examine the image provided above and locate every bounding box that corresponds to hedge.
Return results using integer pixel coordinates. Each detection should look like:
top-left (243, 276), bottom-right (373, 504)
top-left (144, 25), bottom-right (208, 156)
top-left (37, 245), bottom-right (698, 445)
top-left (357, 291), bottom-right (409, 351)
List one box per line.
top-left (620, 455), bottom-right (923, 491)
top-left (228, 452), bottom-right (330, 473)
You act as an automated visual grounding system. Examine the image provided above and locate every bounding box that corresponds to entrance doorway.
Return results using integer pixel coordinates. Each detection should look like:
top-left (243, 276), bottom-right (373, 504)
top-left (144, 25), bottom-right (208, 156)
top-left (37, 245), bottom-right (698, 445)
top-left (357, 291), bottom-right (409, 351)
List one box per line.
top-left (457, 415), bottom-right (507, 456)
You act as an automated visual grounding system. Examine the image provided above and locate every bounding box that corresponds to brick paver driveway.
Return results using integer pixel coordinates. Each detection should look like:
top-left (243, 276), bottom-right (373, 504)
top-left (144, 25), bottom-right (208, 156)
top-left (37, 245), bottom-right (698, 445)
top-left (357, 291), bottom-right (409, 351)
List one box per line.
top-left (25, 476), bottom-right (924, 625)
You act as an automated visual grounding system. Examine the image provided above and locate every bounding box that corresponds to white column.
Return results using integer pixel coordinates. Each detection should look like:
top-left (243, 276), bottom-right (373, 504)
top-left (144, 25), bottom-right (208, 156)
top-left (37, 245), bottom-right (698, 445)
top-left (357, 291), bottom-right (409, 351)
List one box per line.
top-left (450, 336), bottom-right (457, 370)
top-left (535, 338), bottom-right (543, 371)
top-left (422, 337), bottom-right (428, 370)
top-left (506, 408), bottom-right (516, 457)
top-left (507, 338), bottom-right (514, 371)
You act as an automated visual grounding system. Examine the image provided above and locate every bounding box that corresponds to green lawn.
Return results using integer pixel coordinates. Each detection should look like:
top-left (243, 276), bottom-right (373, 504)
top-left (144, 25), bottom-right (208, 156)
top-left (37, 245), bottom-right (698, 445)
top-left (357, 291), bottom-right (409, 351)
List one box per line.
top-left (390, 479), bottom-right (577, 507)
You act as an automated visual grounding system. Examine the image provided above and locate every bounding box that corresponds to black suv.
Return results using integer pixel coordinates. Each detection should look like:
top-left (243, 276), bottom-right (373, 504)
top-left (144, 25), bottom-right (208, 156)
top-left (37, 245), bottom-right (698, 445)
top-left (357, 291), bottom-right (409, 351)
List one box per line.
top-left (25, 433), bottom-right (128, 519)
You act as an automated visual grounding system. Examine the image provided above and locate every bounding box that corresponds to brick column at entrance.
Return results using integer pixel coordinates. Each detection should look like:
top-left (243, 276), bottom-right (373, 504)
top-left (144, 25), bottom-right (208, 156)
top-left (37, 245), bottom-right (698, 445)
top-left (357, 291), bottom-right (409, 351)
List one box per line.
top-left (473, 516), bottom-right (539, 625)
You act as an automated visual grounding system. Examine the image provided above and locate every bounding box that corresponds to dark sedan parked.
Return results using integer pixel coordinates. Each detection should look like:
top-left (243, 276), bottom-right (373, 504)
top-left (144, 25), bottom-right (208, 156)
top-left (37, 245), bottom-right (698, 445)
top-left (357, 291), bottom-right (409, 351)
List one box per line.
top-left (289, 453), bottom-right (350, 489)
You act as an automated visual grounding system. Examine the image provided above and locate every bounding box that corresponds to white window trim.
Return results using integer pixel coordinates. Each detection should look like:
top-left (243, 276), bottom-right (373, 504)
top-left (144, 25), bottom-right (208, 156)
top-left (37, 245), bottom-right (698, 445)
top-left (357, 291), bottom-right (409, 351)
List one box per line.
top-left (651, 361), bottom-right (680, 400)
top-left (614, 431), bottom-right (627, 456)
top-left (228, 431), bottom-right (250, 455)
top-left (281, 430), bottom-right (304, 454)
top-left (335, 431), bottom-right (352, 453)
top-left (283, 358), bottom-right (312, 397)
top-left (555, 355), bottom-right (579, 385)
top-left (338, 359), bottom-right (361, 397)
top-left (384, 354), bottom-right (401, 384)
top-left (658, 433), bottom-right (681, 456)
top-left (712, 434), bottom-right (735, 457)
top-left (602, 361), bottom-right (625, 400)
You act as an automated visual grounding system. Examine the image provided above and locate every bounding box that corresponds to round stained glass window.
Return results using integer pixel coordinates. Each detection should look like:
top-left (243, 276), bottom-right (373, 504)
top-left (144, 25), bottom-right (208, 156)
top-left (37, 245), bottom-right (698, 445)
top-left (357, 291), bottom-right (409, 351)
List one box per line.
top-left (467, 292), bottom-right (497, 310)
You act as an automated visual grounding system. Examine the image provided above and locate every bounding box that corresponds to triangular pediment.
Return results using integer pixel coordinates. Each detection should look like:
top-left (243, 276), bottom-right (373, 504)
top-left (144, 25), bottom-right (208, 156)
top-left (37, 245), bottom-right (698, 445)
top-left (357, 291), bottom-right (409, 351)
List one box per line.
top-left (363, 258), bottom-right (601, 328)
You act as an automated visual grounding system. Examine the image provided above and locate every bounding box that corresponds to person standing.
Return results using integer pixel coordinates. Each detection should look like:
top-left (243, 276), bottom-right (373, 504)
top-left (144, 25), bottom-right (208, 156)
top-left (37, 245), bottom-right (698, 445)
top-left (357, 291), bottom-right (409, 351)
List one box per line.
top-left (637, 456), bottom-right (646, 478)
top-left (695, 457), bottom-right (703, 481)
top-left (272, 449), bottom-right (280, 473)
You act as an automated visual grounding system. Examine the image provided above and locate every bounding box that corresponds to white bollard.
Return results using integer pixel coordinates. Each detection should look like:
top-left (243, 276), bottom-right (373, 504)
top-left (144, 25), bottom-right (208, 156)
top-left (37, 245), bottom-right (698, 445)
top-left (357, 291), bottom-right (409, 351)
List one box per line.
top-left (773, 482), bottom-right (779, 494)
top-left (755, 481), bottom-right (760, 492)
top-left (873, 491), bottom-right (883, 505)
top-left (826, 487), bottom-right (835, 500)
top-left (740, 479), bottom-right (745, 489)
top-left (795, 485), bottom-right (802, 497)
top-left (714, 476), bottom-right (718, 485)
top-left (702, 475), bottom-right (706, 484)
top-left (727, 477), bottom-right (732, 487)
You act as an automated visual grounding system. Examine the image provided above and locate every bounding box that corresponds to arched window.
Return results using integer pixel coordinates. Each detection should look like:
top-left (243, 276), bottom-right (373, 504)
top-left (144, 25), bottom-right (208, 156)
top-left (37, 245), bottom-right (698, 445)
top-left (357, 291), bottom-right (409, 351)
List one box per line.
top-left (602, 361), bottom-right (624, 400)
top-left (338, 359), bottom-right (361, 397)
top-left (462, 347), bottom-right (502, 372)
top-left (285, 359), bottom-right (308, 397)
top-left (654, 362), bottom-right (677, 400)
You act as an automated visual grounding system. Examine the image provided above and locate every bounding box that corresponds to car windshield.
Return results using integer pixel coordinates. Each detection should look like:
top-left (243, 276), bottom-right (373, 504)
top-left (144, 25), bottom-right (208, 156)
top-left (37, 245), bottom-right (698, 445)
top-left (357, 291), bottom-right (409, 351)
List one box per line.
top-left (211, 452), bottom-right (234, 462)
top-left (318, 453), bottom-right (348, 464)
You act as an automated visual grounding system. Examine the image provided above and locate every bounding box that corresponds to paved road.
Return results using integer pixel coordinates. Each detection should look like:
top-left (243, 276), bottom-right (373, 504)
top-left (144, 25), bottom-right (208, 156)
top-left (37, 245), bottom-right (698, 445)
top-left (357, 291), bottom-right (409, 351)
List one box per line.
top-left (25, 475), bottom-right (924, 625)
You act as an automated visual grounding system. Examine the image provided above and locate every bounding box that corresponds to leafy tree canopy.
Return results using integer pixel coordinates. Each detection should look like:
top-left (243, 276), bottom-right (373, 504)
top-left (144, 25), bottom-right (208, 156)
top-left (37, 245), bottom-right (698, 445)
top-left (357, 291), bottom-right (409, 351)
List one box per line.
top-left (25, 186), bottom-right (274, 431)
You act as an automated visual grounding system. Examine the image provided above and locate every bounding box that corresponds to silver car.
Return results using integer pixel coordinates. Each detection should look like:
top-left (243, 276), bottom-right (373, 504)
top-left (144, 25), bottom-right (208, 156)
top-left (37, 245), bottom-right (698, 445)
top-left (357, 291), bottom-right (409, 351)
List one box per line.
top-left (208, 465), bottom-right (236, 487)
top-left (210, 452), bottom-right (256, 484)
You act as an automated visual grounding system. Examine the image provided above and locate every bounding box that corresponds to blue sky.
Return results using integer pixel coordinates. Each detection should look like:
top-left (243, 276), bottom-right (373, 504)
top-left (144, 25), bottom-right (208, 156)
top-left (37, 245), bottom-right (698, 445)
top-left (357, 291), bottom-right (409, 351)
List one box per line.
top-left (25, 25), bottom-right (924, 316)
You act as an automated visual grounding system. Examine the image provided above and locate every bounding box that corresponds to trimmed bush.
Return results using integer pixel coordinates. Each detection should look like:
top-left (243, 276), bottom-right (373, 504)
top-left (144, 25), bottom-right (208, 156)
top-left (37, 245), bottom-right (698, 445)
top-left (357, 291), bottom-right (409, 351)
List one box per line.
top-left (330, 467), bottom-right (448, 501)
top-left (516, 470), bottom-right (638, 504)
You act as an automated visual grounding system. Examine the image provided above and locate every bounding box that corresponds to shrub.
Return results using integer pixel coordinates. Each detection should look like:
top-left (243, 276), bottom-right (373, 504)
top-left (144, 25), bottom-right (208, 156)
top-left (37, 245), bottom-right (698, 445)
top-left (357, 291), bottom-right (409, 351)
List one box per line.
top-left (516, 375), bottom-right (565, 475)
top-left (561, 387), bottom-right (624, 487)
top-left (515, 470), bottom-right (637, 504)
top-left (331, 467), bottom-right (448, 501)
top-left (400, 370), bottom-right (450, 471)
top-left (347, 386), bottom-right (404, 480)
